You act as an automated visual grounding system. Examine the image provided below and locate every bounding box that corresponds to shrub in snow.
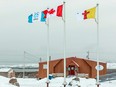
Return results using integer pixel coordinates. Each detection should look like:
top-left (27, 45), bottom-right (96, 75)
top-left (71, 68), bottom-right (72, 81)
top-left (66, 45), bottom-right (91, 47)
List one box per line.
top-left (9, 77), bottom-right (20, 87)
top-left (68, 81), bottom-right (72, 86)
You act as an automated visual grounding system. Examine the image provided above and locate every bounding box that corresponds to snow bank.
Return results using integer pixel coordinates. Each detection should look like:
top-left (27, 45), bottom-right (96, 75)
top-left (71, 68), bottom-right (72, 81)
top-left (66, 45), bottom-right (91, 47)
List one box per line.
top-left (0, 75), bottom-right (116, 87)
top-left (0, 76), bottom-right (16, 87)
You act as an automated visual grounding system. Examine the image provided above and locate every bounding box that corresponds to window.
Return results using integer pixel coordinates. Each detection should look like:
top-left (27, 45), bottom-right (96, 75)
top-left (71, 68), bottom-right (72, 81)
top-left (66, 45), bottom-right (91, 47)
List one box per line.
top-left (71, 67), bottom-right (74, 70)
top-left (75, 67), bottom-right (78, 71)
top-left (43, 64), bottom-right (47, 69)
top-left (67, 67), bottom-right (70, 71)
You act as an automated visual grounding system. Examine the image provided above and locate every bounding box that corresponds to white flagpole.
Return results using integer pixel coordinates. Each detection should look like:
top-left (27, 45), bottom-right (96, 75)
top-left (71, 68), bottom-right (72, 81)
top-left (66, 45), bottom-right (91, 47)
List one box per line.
top-left (46, 8), bottom-right (50, 87)
top-left (95, 4), bottom-right (100, 87)
top-left (62, 2), bottom-right (67, 87)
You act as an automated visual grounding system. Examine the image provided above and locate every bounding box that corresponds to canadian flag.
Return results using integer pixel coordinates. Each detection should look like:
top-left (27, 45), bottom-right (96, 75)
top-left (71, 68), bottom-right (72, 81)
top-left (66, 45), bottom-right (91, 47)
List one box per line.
top-left (48, 4), bottom-right (63, 17)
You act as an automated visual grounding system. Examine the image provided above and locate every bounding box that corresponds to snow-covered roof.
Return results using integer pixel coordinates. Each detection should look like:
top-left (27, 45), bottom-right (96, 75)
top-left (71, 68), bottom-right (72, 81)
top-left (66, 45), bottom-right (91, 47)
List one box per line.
top-left (0, 68), bottom-right (12, 72)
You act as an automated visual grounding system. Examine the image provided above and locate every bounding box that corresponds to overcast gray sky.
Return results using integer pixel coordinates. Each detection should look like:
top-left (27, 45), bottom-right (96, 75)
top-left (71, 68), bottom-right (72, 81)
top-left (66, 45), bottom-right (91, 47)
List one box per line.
top-left (0, 0), bottom-right (116, 64)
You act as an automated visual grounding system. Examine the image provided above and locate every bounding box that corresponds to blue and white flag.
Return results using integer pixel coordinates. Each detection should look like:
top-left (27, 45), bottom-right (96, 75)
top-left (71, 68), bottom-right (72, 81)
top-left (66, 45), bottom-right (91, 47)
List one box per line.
top-left (28, 11), bottom-right (47, 23)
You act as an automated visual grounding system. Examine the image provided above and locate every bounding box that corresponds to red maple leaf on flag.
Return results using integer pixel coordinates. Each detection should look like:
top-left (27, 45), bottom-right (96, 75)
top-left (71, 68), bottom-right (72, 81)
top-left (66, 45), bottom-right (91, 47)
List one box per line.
top-left (48, 9), bottom-right (55, 14)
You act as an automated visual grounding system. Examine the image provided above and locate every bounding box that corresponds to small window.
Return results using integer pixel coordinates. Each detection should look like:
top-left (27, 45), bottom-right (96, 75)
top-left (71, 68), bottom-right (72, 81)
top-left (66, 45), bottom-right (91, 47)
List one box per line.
top-left (43, 64), bottom-right (47, 69)
top-left (71, 67), bottom-right (74, 70)
top-left (68, 67), bottom-right (70, 71)
top-left (75, 67), bottom-right (78, 71)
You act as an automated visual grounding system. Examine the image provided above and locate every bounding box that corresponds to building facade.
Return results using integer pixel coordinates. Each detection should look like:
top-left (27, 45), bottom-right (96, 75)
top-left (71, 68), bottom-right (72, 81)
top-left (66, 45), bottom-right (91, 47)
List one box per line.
top-left (38, 57), bottom-right (107, 79)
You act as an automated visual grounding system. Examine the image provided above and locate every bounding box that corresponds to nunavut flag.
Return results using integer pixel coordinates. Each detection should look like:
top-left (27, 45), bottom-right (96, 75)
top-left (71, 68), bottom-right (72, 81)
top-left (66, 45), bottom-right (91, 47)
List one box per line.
top-left (77, 7), bottom-right (96, 20)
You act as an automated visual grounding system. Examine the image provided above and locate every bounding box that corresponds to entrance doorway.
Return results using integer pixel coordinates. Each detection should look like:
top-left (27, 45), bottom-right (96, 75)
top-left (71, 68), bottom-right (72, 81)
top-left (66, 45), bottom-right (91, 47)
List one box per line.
top-left (68, 65), bottom-right (75, 75)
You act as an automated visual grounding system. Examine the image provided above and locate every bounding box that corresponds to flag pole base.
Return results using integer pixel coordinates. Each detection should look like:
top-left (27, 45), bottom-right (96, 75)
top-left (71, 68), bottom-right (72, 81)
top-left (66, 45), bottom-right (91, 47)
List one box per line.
top-left (63, 81), bottom-right (67, 87)
top-left (46, 80), bottom-right (50, 87)
top-left (96, 83), bottom-right (100, 87)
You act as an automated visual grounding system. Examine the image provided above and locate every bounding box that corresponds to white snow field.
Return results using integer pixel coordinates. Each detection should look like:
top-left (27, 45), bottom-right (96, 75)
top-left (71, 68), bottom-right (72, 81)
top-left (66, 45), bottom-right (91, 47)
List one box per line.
top-left (0, 63), bottom-right (116, 87)
top-left (0, 76), bottom-right (116, 87)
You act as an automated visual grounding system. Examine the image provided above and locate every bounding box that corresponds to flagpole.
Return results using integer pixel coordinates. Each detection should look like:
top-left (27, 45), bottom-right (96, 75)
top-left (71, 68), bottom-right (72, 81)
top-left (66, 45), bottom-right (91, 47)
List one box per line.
top-left (23, 51), bottom-right (26, 79)
top-left (96, 4), bottom-right (100, 87)
top-left (46, 8), bottom-right (50, 87)
top-left (62, 2), bottom-right (67, 87)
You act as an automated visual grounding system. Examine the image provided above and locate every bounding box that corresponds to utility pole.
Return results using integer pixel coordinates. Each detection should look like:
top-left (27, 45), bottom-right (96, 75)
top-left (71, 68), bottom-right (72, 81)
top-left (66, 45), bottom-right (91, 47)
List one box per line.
top-left (40, 57), bottom-right (42, 62)
top-left (23, 51), bottom-right (26, 78)
top-left (49, 56), bottom-right (51, 61)
top-left (86, 51), bottom-right (90, 59)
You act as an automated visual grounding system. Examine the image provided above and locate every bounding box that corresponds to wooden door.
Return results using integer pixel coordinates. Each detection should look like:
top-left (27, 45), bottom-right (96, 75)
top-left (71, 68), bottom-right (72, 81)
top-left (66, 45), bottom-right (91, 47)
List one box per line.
top-left (68, 65), bottom-right (75, 75)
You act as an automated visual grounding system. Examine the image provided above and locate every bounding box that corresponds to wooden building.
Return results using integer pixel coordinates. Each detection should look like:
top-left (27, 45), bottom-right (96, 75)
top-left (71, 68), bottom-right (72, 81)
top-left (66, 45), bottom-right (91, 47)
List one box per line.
top-left (38, 57), bottom-right (107, 79)
top-left (0, 68), bottom-right (15, 78)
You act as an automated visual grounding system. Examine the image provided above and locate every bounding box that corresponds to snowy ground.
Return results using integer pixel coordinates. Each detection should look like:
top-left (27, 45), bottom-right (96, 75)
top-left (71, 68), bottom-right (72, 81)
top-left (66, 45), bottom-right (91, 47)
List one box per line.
top-left (0, 76), bottom-right (116, 87)
top-left (0, 63), bottom-right (116, 87)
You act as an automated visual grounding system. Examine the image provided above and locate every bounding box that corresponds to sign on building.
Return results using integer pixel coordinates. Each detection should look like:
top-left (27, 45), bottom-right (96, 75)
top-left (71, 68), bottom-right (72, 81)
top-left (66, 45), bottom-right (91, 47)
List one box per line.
top-left (43, 64), bottom-right (47, 69)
